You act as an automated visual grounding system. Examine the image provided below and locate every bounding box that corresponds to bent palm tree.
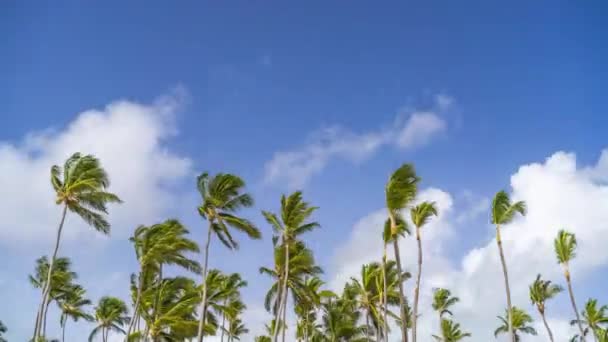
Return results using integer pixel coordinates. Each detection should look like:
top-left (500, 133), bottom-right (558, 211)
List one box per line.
top-left (491, 190), bottom-right (526, 342)
top-left (90, 297), bottom-right (129, 342)
top-left (556, 230), bottom-right (586, 341)
top-left (529, 274), bottom-right (563, 342)
top-left (57, 284), bottom-right (94, 342)
top-left (495, 307), bottom-right (537, 342)
top-left (432, 319), bottom-right (471, 342)
top-left (385, 164), bottom-right (419, 342)
top-left (411, 201), bottom-right (438, 342)
top-left (35, 153), bottom-right (122, 340)
top-left (262, 191), bottom-right (320, 342)
top-left (196, 172), bottom-right (260, 342)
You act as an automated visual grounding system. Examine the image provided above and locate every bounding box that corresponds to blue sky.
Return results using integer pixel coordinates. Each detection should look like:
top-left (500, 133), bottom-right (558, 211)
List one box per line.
top-left (2, 1), bottom-right (608, 341)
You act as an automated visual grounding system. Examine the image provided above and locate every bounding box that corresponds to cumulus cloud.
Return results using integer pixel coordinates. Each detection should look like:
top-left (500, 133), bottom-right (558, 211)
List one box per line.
top-left (330, 149), bottom-right (608, 341)
top-left (263, 97), bottom-right (450, 189)
top-left (0, 90), bottom-right (192, 245)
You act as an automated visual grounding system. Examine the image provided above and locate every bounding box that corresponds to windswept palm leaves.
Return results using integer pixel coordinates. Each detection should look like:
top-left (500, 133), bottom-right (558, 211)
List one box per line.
top-left (35, 153), bottom-right (122, 341)
top-left (196, 172), bottom-right (260, 342)
top-left (90, 297), bottom-right (129, 342)
top-left (495, 307), bottom-right (536, 342)
top-left (529, 274), bottom-right (562, 342)
top-left (432, 319), bottom-right (471, 342)
top-left (571, 299), bottom-right (608, 341)
top-left (491, 190), bottom-right (526, 342)
top-left (56, 285), bottom-right (93, 342)
top-left (432, 288), bottom-right (460, 341)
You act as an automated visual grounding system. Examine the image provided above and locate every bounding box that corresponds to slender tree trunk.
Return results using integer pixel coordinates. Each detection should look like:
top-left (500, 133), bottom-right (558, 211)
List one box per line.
top-left (282, 287), bottom-right (288, 342)
top-left (412, 228), bottom-right (422, 342)
top-left (125, 271), bottom-right (143, 340)
top-left (564, 265), bottom-right (586, 342)
top-left (197, 222), bottom-right (214, 342)
top-left (539, 310), bottom-right (555, 342)
top-left (273, 240), bottom-right (290, 342)
top-left (153, 265), bottom-right (163, 320)
top-left (62, 320), bottom-right (66, 342)
top-left (42, 297), bottom-right (51, 337)
top-left (220, 299), bottom-right (227, 342)
top-left (366, 309), bottom-right (372, 341)
top-left (438, 313), bottom-right (444, 341)
top-left (496, 225), bottom-right (515, 342)
top-left (35, 204), bottom-right (68, 340)
top-left (382, 243), bottom-right (388, 342)
top-left (102, 327), bottom-right (107, 342)
top-left (392, 239), bottom-right (409, 342)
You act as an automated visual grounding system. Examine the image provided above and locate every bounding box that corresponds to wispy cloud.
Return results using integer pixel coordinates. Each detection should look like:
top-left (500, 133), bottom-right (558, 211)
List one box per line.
top-left (263, 95), bottom-right (452, 189)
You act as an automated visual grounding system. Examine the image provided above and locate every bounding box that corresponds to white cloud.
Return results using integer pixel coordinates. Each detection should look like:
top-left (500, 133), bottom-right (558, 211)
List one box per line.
top-left (263, 97), bottom-right (450, 189)
top-left (0, 90), bottom-right (192, 245)
top-left (330, 149), bottom-right (608, 341)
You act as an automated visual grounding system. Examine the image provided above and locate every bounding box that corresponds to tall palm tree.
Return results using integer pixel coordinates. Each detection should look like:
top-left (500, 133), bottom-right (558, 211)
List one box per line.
top-left (410, 201), bottom-right (438, 342)
top-left (262, 191), bottom-right (320, 342)
top-left (125, 219), bottom-right (201, 339)
top-left (495, 307), bottom-right (537, 342)
top-left (529, 274), bottom-right (563, 342)
top-left (219, 274), bottom-right (248, 342)
top-left (556, 230), bottom-right (586, 341)
top-left (350, 263), bottom-right (383, 341)
top-left (571, 299), bottom-right (608, 342)
top-left (491, 190), bottom-right (526, 342)
top-left (35, 152), bottom-right (122, 340)
top-left (57, 284), bottom-right (94, 342)
top-left (90, 297), bottom-right (129, 342)
top-left (432, 319), bottom-right (471, 342)
top-left (0, 320), bottom-right (7, 342)
top-left (196, 172), bottom-right (260, 342)
top-left (432, 288), bottom-right (459, 341)
top-left (385, 163), bottom-right (419, 342)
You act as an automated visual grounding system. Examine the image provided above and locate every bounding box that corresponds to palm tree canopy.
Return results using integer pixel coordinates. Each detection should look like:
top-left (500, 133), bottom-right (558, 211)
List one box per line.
top-left (495, 307), bottom-right (537, 341)
top-left (411, 201), bottom-right (438, 229)
top-left (571, 298), bottom-right (608, 332)
top-left (89, 296), bottom-right (129, 341)
top-left (57, 284), bottom-right (94, 325)
top-left (555, 229), bottom-right (578, 264)
top-left (51, 152), bottom-right (122, 233)
top-left (432, 288), bottom-right (460, 317)
top-left (262, 191), bottom-right (319, 244)
top-left (385, 163), bottom-right (420, 212)
top-left (491, 190), bottom-right (526, 226)
top-left (197, 172), bottom-right (260, 249)
top-left (433, 319), bottom-right (471, 341)
top-left (529, 274), bottom-right (563, 313)
top-left (29, 256), bottom-right (76, 291)
top-left (383, 215), bottom-right (410, 243)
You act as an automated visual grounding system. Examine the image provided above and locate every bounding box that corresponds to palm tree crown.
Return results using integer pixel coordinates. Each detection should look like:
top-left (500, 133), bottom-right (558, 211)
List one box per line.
top-left (90, 296), bottom-right (129, 342)
top-left (555, 229), bottom-right (577, 266)
top-left (529, 274), bottom-right (563, 314)
top-left (432, 289), bottom-right (460, 318)
top-left (495, 307), bottom-right (537, 341)
top-left (491, 191), bottom-right (526, 226)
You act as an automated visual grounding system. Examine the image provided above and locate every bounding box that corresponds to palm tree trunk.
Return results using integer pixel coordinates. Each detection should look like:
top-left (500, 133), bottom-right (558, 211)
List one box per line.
top-left (220, 299), bottom-right (227, 342)
top-left (539, 311), bottom-right (555, 342)
top-left (281, 287), bottom-right (288, 342)
top-left (392, 239), bottom-right (409, 342)
top-left (382, 243), bottom-right (388, 342)
top-left (153, 264), bottom-right (163, 320)
top-left (125, 271), bottom-right (143, 340)
top-left (412, 228), bottom-right (422, 342)
top-left (438, 313), bottom-right (444, 341)
top-left (564, 265), bottom-right (586, 342)
top-left (496, 225), bottom-right (515, 342)
top-left (62, 320), bottom-right (66, 342)
top-left (273, 241), bottom-right (290, 342)
top-left (42, 297), bottom-right (51, 337)
top-left (366, 309), bottom-right (372, 341)
top-left (35, 204), bottom-right (68, 340)
top-left (197, 222), bottom-right (214, 342)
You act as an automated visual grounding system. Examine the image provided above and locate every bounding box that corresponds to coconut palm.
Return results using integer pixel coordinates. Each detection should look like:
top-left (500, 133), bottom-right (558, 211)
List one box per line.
top-left (224, 319), bottom-right (249, 342)
top-left (529, 274), bottom-right (563, 342)
top-left (196, 172), bottom-right (260, 342)
top-left (0, 320), bottom-right (7, 342)
top-left (556, 230), bottom-right (586, 341)
top-left (219, 274), bottom-right (248, 342)
top-left (349, 263), bottom-right (383, 340)
top-left (385, 163), bottom-right (419, 342)
top-left (56, 284), bottom-right (94, 342)
top-left (90, 297), bottom-right (129, 342)
top-left (491, 190), bottom-right (526, 342)
top-left (294, 277), bottom-right (332, 342)
top-left (410, 201), bottom-right (438, 342)
top-left (34, 153), bottom-right (122, 340)
top-left (316, 289), bottom-right (367, 342)
top-left (262, 191), bottom-right (320, 342)
top-left (495, 307), bottom-right (537, 342)
top-left (432, 319), bottom-right (471, 342)
top-left (432, 288), bottom-right (459, 341)
top-left (571, 299), bottom-right (608, 342)
top-left (256, 336), bottom-right (272, 342)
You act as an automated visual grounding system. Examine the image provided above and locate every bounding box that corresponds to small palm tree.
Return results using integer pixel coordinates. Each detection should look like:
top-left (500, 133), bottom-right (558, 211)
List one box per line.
top-left (262, 191), bottom-right (320, 342)
top-left (224, 318), bottom-right (249, 342)
top-left (385, 163), bottom-right (420, 342)
top-left (556, 230), bottom-right (587, 341)
top-left (411, 201), bottom-right (438, 342)
top-left (219, 274), bottom-right (248, 342)
top-left (495, 307), bottom-right (537, 342)
top-left (57, 284), bottom-right (94, 342)
top-left (432, 288), bottom-right (460, 341)
top-left (35, 153), bottom-right (122, 340)
top-left (195, 172), bottom-right (260, 342)
top-left (432, 319), bottom-right (471, 341)
top-left (571, 299), bottom-right (608, 341)
top-left (90, 297), bottom-right (129, 342)
top-left (350, 263), bottom-right (383, 340)
top-left (491, 190), bottom-right (526, 342)
top-left (529, 274), bottom-right (563, 342)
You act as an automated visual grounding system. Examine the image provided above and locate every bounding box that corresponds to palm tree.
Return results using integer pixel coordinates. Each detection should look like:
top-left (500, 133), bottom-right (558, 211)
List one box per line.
top-left (0, 320), bottom-right (7, 342)
top-left (294, 277), bottom-right (331, 342)
top-left (316, 289), bottom-right (367, 342)
top-left (495, 307), bottom-right (537, 342)
top-left (491, 190), bottom-right (526, 342)
top-left (385, 163), bottom-right (419, 342)
top-left (410, 201), bottom-right (438, 342)
top-left (125, 219), bottom-right (201, 339)
top-left (556, 230), bottom-right (586, 341)
top-left (529, 274), bottom-right (563, 342)
top-left (224, 319), bottom-right (249, 342)
top-left (90, 297), bottom-right (129, 342)
top-left (350, 263), bottom-right (383, 340)
top-left (219, 274), bottom-right (248, 342)
top-left (262, 191), bottom-right (320, 342)
top-left (57, 284), bottom-right (94, 342)
top-left (571, 299), bottom-right (608, 342)
top-left (35, 153), bottom-right (122, 340)
top-left (432, 319), bottom-right (471, 342)
top-left (432, 288), bottom-right (459, 341)
top-left (196, 172), bottom-right (260, 342)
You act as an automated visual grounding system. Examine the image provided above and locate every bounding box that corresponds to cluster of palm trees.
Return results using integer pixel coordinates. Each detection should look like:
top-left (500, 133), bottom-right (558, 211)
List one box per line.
top-left (16, 152), bottom-right (608, 341)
